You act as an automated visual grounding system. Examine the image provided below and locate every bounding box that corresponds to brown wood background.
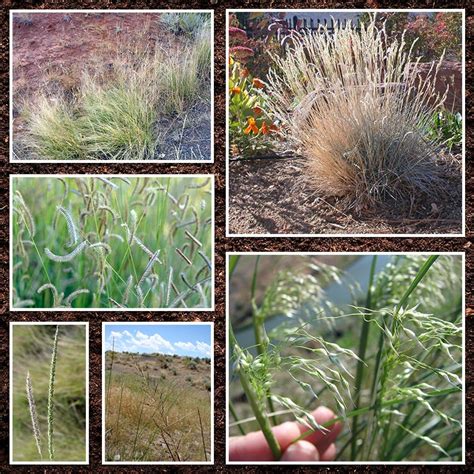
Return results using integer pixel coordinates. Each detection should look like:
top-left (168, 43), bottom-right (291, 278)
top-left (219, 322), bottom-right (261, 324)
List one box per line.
top-left (0, 0), bottom-right (471, 471)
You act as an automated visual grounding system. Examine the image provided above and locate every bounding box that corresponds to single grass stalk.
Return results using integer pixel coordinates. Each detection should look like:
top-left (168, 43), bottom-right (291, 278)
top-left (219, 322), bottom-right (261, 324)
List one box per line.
top-left (106, 338), bottom-right (115, 416)
top-left (197, 408), bottom-right (208, 461)
top-left (229, 401), bottom-right (246, 436)
top-left (229, 323), bottom-right (281, 460)
top-left (47, 325), bottom-right (59, 461)
top-left (26, 371), bottom-right (42, 460)
top-left (351, 255), bottom-right (377, 460)
top-left (250, 256), bottom-right (278, 425)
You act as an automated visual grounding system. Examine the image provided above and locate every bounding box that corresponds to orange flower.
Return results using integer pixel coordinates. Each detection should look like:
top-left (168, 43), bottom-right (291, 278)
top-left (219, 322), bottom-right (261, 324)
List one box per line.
top-left (260, 121), bottom-right (269, 135)
top-left (253, 106), bottom-right (263, 116)
top-left (240, 68), bottom-right (250, 78)
top-left (252, 78), bottom-right (265, 89)
top-left (244, 117), bottom-right (259, 135)
top-left (231, 86), bottom-right (241, 94)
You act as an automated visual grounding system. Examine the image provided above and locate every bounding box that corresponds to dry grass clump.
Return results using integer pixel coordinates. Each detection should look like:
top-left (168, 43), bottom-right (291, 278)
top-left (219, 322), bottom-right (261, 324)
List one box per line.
top-left (264, 17), bottom-right (449, 209)
top-left (15, 13), bottom-right (212, 161)
top-left (105, 352), bottom-right (211, 462)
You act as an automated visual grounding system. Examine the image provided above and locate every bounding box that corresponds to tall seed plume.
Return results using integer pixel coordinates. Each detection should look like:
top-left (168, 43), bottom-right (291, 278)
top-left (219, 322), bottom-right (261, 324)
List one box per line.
top-left (26, 371), bottom-right (43, 460)
top-left (47, 325), bottom-right (59, 461)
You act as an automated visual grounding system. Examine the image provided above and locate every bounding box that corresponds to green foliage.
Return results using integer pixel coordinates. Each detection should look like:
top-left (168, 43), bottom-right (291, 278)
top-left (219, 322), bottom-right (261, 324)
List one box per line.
top-left (427, 111), bottom-right (462, 151)
top-left (12, 176), bottom-right (213, 309)
top-left (229, 255), bottom-right (462, 461)
top-left (228, 60), bottom-right (277, 158)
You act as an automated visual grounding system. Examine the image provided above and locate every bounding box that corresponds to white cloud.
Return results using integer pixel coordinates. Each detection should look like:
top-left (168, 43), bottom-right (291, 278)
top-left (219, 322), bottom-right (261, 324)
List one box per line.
top-left (110, 331), bottom-right (123, 339)
top-left (196, 341), bottom-right (211, 357)
top-left (130, 331), bottom-right (174, 353)
top-left (174, 341), bottom-right (196, 351)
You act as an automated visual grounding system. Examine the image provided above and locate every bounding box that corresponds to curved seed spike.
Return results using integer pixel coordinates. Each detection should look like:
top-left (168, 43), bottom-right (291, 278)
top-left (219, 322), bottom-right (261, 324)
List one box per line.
top-left (64, 288), bottom-right (90, 306)
top-left (122, 275), bottom-right (134, 306)
top-left (37, 283), bottom-right (60, 306)
top-left (198, 250), bottom-right (212, 270)
top-left (44, 240), bottom-right (88, 263)
top-left (185, 229), bottom-right (202, 248)
top-left (88, 242), bottom-right (112, 254)
top-left (97, 177), bottom-right (119, 189)
top-left (128, 210), bottom-right (137, 245)
top-left (56, 206), bottom-right (78, 248)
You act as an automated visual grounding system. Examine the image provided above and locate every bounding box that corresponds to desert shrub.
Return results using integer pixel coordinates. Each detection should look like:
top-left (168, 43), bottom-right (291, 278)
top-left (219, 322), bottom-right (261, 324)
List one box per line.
top-left (229, 254), bottom-right (462, 461)
top-left (12, 176), bottom-right (213, 309)
top-left (188, 362), bottom-right (197, 371)
top-left (160, 12), bottom-right (209, 38)
top-left (264, 17), bottom-right (452, 209)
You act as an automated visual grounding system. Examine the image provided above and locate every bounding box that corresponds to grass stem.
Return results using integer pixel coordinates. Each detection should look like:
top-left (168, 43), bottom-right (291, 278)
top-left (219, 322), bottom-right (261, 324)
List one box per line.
top-left (47, 325), bottom-right (59, 461)
top-left (351, 255), bottom-right (377, 460)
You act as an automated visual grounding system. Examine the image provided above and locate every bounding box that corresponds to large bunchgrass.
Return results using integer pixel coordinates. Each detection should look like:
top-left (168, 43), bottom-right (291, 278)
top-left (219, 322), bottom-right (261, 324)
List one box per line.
top-left (263, 16), bottom-right (452, 209)
top-left (12, 176), bottom-right (213, 309)
top-left (229, 254), bottom-right (463, 462)
top-left (12, 324), bottom-right (87, 462)
top-left (14, 12), bottom-right (212, 161)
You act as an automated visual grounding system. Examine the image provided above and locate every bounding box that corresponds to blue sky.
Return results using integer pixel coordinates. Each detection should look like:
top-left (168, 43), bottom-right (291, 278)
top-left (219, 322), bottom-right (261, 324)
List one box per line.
top-left (104, 324), bottom-right (212, 358)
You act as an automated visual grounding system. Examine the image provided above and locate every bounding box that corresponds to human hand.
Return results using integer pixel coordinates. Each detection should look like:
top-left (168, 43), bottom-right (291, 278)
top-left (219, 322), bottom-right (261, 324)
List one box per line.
top-left (229, 406), bottom-right (342, 462)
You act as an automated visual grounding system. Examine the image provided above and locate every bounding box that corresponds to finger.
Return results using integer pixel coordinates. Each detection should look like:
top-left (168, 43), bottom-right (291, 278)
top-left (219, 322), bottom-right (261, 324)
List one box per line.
top-left (319, 442), bottom-right (337, 461)
top-left (281, 440), bottom-right (320, 462)
top-left (298, 407), bottom-right (343, 451)
top-left (229, 421), bottom-right (301, 461)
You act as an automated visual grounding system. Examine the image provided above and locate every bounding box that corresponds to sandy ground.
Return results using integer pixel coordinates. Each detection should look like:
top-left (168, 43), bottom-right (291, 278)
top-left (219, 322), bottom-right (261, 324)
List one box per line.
top-left (228, 152), bottom-right (463, 235)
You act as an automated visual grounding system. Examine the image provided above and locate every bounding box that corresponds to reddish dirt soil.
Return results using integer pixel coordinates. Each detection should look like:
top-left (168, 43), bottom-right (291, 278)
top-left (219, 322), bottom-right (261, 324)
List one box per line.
top-left (12, 12), bottom-right (165, 102)
top-left (229, 153), bottom-right (463, 235)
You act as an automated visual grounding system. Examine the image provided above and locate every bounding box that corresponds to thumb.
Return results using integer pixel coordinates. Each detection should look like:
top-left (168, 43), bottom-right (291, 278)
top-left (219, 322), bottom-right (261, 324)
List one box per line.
top-left (280, 440), bottom-right (320, 462)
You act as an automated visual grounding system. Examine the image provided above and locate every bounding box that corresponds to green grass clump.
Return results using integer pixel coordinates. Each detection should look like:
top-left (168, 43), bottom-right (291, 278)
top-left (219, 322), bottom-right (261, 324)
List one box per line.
top-left (26, 96), bottom-right (85, 160)
top-left (12, 176), bottom-right (213, 309)
top-left (229, 254), bottom-right (462, 462)
top-left (12, 324), bottom-right (87, 462)
top-left (79, 78), bottom-right (157, 160)
top-left (15, 13), bottom-right (212, 161)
